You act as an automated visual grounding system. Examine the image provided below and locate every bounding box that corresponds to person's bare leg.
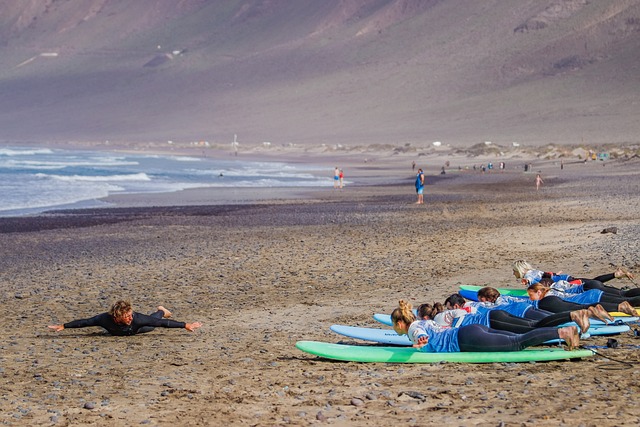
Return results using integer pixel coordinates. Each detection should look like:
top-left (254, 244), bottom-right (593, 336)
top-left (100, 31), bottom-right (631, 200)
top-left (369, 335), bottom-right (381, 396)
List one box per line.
top-left (570, 309), bottom-right (590, 334)
top-left (587, 305), bottom-right (613, 323)
top-left (558, 326), bottom-right (580, 350)
top-left (157, 306), bottom-right (172, 318)
top-left (615, 267), bottom-right (635, 280)
top-left (618, 301), bottom-right (637, 317)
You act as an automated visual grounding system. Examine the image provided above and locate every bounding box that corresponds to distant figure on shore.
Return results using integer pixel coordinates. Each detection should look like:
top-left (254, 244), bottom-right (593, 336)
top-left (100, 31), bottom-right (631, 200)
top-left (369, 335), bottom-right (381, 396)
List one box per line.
top-left (412, 161), bottom-right (416, 171)
top-left (561, 160), bottom-right (564, 170)
top-left (535, 173), bottom-right (544, 191)
top-left (339, 169), bottom-right (344, 189)
top-left (415, 168), bottom-right (425, 204)
top-left (48, 300), bottom-right (202, 336)
top-left (334, 166), bottom-right (340, 189)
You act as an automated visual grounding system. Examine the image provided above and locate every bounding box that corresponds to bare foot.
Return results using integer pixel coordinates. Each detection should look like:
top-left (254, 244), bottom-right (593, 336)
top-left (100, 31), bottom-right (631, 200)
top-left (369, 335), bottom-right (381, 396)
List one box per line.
top-left (558, 326), bottom-right (580, 351)
top-left (618, 301), bottom-right (638, 317)
top-left (614, 267), bottom-right (635, 280)
top-left (158, 306), bottom-right (172, 318)
top-left (588, 305), bottom-right (613, 323)
top-left (570, 309), bottom-right (590, 334)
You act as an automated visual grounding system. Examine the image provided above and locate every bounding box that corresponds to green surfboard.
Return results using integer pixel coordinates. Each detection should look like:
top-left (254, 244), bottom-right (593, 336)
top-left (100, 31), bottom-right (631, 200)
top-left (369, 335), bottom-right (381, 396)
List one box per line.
top-left (459, 284), bottom-right (527, 297)
top-left (296, 341), bottom-right (594, 364)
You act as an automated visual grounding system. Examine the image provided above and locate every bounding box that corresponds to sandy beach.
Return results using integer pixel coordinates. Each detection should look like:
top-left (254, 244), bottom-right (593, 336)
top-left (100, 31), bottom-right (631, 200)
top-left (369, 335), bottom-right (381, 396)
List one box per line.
top-left (2, 149), bottom-right (640, 426)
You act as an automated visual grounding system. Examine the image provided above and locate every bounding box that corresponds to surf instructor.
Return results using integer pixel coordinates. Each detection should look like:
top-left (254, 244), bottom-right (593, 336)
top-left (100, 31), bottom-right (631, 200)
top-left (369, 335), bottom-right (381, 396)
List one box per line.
top-left (48, 300), bottom-right (202, 336)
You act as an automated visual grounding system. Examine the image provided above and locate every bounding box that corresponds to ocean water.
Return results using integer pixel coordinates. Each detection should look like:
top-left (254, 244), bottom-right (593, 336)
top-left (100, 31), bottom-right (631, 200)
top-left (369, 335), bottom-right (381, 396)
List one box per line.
top-left (0, 146), bottom-right (330, 217)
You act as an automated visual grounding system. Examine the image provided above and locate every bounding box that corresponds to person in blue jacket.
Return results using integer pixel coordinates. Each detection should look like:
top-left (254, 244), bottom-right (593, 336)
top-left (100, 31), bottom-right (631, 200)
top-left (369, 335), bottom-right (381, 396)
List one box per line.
top-left (391, 300), bottom-right (579, 352)
top-left (415, 168), bottom-right (425, 204)
top-left (527, 282), bottom-right (639, 316)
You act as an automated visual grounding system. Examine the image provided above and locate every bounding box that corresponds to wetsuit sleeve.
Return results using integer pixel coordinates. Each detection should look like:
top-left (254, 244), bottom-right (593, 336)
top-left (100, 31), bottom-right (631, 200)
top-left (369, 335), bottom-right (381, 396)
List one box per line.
top-left (133, 313), bottom-right (186, 329)
top-left (63, 313), bottom-right (111, 329)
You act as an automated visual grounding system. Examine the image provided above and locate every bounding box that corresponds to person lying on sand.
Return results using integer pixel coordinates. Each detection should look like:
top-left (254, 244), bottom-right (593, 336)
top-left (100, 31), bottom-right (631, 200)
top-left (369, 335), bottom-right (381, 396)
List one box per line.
top-left (512, 260), bottom-right (638, 297)
top-left (527, 282), bottom-right (640, 317)
top-left (391, 300), bottom-right (580, 352)
top-left (418, 294), bottom-right (591, 334)
top-left (48, 300), bottom-right (202, 336)
top-left (477, 286), bottom-right (614, 322)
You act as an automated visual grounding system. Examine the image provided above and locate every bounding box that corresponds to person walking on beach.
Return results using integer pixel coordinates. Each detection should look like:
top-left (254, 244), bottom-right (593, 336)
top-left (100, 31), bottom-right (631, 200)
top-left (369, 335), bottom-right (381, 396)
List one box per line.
top-left (339, 169), bottom-right (344, 189)
top-left (48, 300), bottom-right (202, 336)
top-left (535, 173), bottom-right (544, 191)
top-left (415, 168), bottom-right (425, 204)
top-left (333, 166), bottom-right (340, 189)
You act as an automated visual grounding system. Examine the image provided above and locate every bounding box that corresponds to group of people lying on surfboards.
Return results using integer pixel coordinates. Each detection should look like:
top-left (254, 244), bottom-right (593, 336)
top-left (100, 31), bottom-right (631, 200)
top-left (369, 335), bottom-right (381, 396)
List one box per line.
top-left (391, 261), bottom-right (636, 354)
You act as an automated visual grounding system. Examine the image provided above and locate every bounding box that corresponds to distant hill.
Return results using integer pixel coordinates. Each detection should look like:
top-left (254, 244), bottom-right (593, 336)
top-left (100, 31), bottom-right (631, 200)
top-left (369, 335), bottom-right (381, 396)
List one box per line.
top-left (1, 0), bottom-right (639, 148)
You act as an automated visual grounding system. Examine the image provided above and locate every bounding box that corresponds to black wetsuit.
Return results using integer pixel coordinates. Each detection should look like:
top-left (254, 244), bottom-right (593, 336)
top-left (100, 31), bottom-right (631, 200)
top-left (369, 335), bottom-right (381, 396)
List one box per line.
top-left (575, 273), bottom-right (640, 298)
top-left (488, 310), bottom-right (573, 334)
top-left (63, 311), bottom-right (186, 336)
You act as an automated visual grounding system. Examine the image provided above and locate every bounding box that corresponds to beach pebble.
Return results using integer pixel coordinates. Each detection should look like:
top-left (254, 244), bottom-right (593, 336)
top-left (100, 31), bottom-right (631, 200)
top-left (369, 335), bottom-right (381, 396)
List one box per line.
top-left (350, 398), bottom-right (364, 407)
top-left (315, 411), bottom-right (326, 421)
top-left (399, 391), bottom-right (426, 401)
top-left (83, 402), bottom-right (96, 410)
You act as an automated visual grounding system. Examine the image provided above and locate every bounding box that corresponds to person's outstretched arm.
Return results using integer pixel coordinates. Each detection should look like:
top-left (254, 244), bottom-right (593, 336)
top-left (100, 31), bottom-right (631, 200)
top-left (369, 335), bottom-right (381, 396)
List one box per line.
top-left (48, 313), bottom-right (110, 332)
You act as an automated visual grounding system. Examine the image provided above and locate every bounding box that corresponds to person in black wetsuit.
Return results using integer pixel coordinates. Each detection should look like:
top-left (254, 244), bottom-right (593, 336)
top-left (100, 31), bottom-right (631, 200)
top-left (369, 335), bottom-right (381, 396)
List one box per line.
top-left (48, 300), bottom-right (202, 336)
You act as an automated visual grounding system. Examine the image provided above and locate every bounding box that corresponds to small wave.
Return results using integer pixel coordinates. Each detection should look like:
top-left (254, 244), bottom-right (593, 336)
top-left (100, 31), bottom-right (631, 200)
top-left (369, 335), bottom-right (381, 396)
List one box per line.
top-left (36, 172), bottom-right (152, 182)
top-left (0, 147), bottom-right (54, 156)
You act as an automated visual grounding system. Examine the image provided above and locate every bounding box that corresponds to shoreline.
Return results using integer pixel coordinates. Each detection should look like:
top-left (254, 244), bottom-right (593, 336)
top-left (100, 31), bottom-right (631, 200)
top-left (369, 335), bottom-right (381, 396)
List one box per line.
top-left (3, 140), bottom-right (638, 217)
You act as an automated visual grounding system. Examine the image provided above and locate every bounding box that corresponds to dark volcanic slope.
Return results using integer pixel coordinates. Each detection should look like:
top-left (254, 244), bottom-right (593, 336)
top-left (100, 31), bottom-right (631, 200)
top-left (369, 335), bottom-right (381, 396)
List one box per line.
top-left (1, 0), bottom-right (639, 147)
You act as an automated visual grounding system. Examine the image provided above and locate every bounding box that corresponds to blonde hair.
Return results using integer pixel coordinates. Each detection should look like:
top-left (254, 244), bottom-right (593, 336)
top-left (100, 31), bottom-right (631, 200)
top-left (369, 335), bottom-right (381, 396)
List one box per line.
top-left (108, 300), bottom-right (133, 319)
top-left (512, 260), bottom-right (533, 279)
top-left (391, 300), bottom-right (416, 326)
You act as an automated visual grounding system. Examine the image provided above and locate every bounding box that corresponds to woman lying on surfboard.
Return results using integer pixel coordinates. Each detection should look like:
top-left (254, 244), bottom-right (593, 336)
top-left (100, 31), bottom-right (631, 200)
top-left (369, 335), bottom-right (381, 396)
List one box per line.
top-left (422, 293), bottom-right (592, 334)
top-left (512, 260), bottom-right (638, 297)
top-left (48, 300), bottom-right (202, 336)
top-left (527, 282), bottom-right (640, 316)
top-left (476, 286), bottom-right (614, 322)
top-left (391, 300), bottom-right (580, 352)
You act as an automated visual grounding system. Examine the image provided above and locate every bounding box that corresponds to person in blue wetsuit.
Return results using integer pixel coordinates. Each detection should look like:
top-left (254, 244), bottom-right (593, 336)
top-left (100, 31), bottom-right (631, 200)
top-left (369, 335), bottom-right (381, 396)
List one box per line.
top-left (527, 282), bottom-right (640, 316)
top-left (48, 300), bottom-right (202, 336)
top-left (476, 286), bottom-right (614, 323)
top-left (512, 260), bottom-right (638, 297)
top-left (433, 293), bottom-right (591, 334)
top-left (391, 300), bottom-right (580, 352)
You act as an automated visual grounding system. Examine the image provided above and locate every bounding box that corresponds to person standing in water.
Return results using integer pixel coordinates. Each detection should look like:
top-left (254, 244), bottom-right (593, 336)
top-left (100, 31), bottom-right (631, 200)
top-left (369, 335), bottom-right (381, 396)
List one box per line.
top-left (535, 173), bottom-right (544, 191)
top-left (415, 168), bottom-right (425, 204)
top-left (333, 166), bottom-right (340, 189)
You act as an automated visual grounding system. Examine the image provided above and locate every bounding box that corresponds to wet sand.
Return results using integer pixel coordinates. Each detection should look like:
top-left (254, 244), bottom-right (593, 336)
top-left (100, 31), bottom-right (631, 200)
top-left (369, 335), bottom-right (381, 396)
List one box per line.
top-left (1, 155), bottom-right (640, 426)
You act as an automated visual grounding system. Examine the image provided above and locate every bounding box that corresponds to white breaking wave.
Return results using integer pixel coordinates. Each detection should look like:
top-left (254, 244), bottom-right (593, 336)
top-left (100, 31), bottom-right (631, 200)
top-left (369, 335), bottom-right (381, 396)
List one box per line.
top-left (0, 147), bottom-right (54, 156)
top-left (36, 172), bottom-right (152, 182)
